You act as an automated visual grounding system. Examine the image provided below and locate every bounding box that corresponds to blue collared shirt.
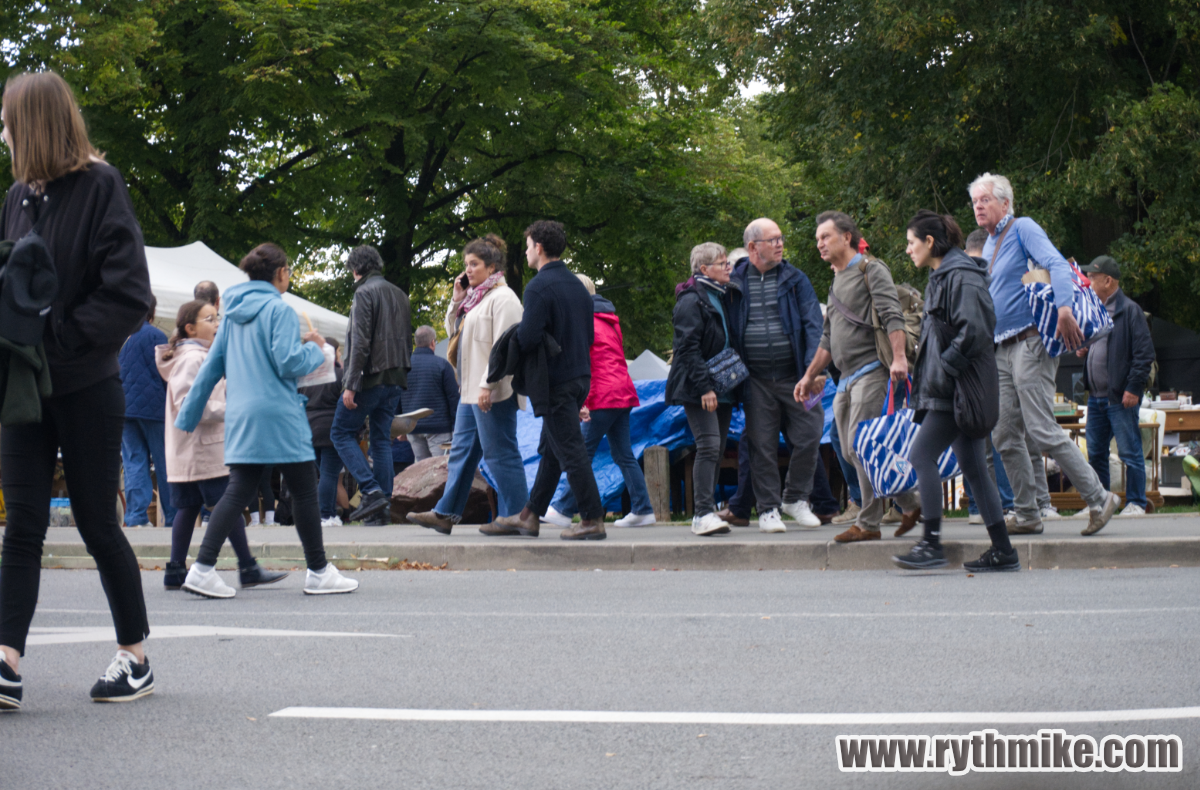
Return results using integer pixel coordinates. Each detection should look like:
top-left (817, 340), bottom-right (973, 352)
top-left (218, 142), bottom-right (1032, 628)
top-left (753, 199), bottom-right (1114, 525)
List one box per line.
top-left (981, 214), bottom-right (1076, 343)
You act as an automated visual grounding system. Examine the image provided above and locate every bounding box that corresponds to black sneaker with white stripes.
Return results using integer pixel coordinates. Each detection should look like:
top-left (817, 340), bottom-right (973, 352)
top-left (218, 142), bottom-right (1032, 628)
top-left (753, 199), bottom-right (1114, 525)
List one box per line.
top-left (892, 540), bottom-right (948, 570)
top-left (963, 546), bottom-right (1021, 573)
top-left (0, 659), bottom-right (21, 710)
top-left (90, 650), bottom-right (154, 703)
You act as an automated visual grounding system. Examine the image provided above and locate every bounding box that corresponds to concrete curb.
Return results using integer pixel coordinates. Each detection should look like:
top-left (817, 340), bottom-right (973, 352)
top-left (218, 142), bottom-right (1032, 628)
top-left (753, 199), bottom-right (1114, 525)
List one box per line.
top-left (38, 536), bottom-right (1200, 572)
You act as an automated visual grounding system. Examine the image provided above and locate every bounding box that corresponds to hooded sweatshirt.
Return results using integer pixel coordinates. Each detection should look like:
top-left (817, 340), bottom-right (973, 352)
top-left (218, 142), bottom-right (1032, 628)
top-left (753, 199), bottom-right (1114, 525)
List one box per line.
top-left (156, 339), bottom-right (228, 482)
top-left (586, 294), bottom-right (639, 411)
top-left (175, 280), bottom-right (324, 464)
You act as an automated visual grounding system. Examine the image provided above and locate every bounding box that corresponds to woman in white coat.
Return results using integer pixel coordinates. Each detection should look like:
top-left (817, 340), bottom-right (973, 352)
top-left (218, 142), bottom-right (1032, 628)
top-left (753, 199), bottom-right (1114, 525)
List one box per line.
top-left (407, 235), bottom-right (528, 534)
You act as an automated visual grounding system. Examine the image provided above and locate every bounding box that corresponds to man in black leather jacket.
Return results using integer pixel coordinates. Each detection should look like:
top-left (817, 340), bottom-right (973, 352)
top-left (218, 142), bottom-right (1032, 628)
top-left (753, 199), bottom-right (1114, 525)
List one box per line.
top-left (331, 245), bottom-right (412, 524)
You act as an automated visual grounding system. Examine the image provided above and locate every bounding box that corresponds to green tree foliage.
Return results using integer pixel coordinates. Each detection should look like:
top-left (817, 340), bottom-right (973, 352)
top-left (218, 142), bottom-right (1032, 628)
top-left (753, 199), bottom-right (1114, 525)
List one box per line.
top-left (713, 0), bottom-right (1200, 327)
top-left (2, 0), bottom-right (798, 355)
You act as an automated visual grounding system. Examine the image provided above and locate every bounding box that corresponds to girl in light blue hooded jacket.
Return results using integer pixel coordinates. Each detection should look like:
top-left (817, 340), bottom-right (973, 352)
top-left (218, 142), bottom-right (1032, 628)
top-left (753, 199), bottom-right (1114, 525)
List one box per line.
top-left (175, 243), bottom-right (358, 598)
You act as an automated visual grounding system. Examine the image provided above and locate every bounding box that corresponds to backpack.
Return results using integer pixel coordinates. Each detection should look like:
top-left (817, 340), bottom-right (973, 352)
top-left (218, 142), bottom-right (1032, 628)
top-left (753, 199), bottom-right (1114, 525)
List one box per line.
top-left (828, 257), bottom-right (923, 367)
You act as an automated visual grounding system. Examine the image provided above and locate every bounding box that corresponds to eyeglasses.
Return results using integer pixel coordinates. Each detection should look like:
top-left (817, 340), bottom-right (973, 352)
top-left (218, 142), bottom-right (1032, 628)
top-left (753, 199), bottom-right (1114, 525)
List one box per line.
top-left (703, 259), bottom-right (732, 269)
top-left (754, 236), bottom-right (785, 246)
top-left (200, 314), bottom-right (220, 324)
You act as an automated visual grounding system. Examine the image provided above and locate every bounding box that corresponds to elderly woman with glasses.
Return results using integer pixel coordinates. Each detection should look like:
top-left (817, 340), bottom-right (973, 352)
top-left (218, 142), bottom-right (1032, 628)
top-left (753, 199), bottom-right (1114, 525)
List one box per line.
top-left (665, 242), bottom-right (743, 536)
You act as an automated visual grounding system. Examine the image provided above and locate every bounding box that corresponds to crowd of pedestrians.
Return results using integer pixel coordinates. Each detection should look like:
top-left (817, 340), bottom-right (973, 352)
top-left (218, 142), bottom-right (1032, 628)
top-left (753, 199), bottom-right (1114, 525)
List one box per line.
top-left (0, 69), bottom-right (1157, 711)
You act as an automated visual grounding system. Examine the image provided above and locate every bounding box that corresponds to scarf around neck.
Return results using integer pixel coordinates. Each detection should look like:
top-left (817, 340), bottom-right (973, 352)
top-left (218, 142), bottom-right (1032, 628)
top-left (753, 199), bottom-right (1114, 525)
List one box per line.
top-left (457, 271), bottom-right (506, 317)
top-left (695, 274), bottom-right (728, 295)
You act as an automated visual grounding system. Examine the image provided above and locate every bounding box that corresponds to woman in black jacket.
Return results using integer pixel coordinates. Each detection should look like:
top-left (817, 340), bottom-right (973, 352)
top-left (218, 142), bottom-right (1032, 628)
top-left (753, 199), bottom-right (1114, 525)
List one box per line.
top-left (894, 210), bottom-right (1014, 572)
top-left (665, 242), bottom-right (743, 536)
top-left (0, 71), bottom-right (156, 708)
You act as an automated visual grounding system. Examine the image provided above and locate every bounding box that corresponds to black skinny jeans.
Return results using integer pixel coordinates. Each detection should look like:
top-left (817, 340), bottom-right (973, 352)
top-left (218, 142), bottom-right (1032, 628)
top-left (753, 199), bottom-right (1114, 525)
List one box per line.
top-left (197, 462), bottom-right (326, 570)
top-left (909, 410), bottom-right (1004, 526)
top-left (0, 376), bottom-right (149, 655)
top-left (528, 377), bottom-right (603, 520)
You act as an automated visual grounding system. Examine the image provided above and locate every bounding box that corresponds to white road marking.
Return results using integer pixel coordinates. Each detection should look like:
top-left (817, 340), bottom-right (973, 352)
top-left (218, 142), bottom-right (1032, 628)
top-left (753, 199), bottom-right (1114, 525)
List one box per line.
top-left (269, 706), bottom-right (1200, 726)
top-left (35, 606), bottom-right (1200, 619)
top-left (26, 625), bottom-right (408, 645)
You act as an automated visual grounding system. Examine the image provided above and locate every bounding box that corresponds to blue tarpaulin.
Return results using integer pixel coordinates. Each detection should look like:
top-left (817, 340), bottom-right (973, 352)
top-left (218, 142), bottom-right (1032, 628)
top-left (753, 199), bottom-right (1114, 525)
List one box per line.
top-left (480, 378), bottom-right (837, 512)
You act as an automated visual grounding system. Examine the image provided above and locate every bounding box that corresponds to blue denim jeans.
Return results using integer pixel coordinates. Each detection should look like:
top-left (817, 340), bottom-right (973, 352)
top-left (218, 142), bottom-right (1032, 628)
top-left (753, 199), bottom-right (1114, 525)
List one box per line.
top-left (965, 437), bottom-right (1016, 514)
top-left (330, 384), bottom-right (403, 496)
top-left (121, 417), bottom-right (177, 525)
top-left (434, 395), bottom-right (528, 519)
top-left (550, 407), bottom-right (653, 517)
top-left (315, 445), bottom-right (343, 519)
top-left (828, 417), bottom-right (861, 506)
top-left (1086, 396), bottom-right (1147, 508)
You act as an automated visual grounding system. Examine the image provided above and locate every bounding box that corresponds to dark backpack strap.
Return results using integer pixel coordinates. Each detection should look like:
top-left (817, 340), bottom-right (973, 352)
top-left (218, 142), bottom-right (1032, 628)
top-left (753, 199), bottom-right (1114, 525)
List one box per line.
top-left (827, 290), bottom-right (872, 329)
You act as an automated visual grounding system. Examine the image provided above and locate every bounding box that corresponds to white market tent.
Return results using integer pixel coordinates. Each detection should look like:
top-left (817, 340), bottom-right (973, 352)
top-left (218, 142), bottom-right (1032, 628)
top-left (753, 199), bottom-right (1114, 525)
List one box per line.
top-left (143, 241), bottom-right (349, 341)
top-left (626, 349), bottom-right (670, 381)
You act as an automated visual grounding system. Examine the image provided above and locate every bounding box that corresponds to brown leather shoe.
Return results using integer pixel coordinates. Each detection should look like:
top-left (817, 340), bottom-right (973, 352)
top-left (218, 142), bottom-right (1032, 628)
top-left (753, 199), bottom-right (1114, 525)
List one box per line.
top-left (481, 511), bottom-right (539, 537)
top-left (894, 508), bottom-right (921, 538)
top-left (407, 510), bottom-right (454, 535)
top-left (715, 508), bottom-right (750, 527)
top-left (834, 524), bottom-right (882, 543)
top-left (561, 518), bottom-right (607, 541)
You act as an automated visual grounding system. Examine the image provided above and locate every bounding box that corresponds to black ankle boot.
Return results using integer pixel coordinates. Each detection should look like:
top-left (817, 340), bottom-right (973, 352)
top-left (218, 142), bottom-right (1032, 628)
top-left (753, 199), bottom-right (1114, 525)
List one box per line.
top-left (238, 562), bottom-right (289, 589)
top-left (164, 562), bottom-right (187, 590)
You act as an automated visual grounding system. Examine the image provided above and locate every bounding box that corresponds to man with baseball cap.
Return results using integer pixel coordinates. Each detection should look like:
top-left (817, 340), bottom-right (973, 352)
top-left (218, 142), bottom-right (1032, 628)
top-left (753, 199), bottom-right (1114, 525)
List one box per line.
top-left (1076, 255), bottom-right (1156, 522)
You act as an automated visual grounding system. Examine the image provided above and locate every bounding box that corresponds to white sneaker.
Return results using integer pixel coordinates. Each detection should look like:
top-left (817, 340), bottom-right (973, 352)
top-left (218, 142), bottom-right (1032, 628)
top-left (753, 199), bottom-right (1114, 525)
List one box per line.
top-left (181, 564), bottom-right (236, 599)
top-left (780, 500), bottom-right (821, 529)
top-left (614, 513), bottom-right (656, 527)
top-left (540, 507), bottom-right (572, 528)
top-left (1040, 506), bottom-right (1062, 521)
top-left (321, 515), bottom-right (343, 528)
top-left (758, 509), bottom-right (786, 533)
top-left (691, 512), bottom-right (730, 536)
top-left (304, 564), bottom-right (359, 595)
top-left (263, 510), bottom-right (278, 526)
top-left (1117, 503), bottom-right (1146, 517)
top-left (968, 512), bottom-right (984, 525)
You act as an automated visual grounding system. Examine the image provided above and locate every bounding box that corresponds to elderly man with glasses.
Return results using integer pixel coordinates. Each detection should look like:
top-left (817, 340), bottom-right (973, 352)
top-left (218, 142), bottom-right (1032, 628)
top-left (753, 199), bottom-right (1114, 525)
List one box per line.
top-left (726, 217), bottom-right (826, 533)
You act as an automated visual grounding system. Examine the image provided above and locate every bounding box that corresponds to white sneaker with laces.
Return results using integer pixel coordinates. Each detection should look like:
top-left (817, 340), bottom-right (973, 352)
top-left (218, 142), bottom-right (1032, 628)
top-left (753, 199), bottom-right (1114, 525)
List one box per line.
top-left (1040, 506), bottom-right (1062, 520)
top-left (304, 564), bottom-right (359, 595)
top-left (540, 507), bottom-right (572, 528)
top-left (181, 564), bottom-right (235, 599)
top-left (1117, 503), bottom-right (1146, 516)
top-left (968, 512), bottom-right (984, 525)
top-left (614, 512), bottom-right (656, 527)
top-left (321, 515), bottom-right (343, 528)
top-left (691, 512), bottom-right (730, 536)
top-left (758, 509), bottom-right (787, 533)
top-left (780, 500), bottom-right (821, 529)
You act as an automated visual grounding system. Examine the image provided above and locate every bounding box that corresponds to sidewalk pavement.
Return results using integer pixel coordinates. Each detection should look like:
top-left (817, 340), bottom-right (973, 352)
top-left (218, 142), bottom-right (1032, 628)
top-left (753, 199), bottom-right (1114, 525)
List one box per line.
top-left (35, 513), bottom-right (1200, 571)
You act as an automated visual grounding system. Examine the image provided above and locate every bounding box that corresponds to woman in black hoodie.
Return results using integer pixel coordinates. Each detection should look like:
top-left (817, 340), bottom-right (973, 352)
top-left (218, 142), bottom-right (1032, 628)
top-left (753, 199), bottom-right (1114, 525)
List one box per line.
top-left (893, 210), bottom-right (1014, 572)
top-left (0, 72), bottom-right (155, 708)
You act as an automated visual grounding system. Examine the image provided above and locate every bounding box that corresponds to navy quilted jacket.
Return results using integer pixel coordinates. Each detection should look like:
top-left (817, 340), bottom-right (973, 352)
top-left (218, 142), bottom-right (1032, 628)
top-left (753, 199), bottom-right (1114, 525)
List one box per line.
top-left (120, 321), bottom-right (168, 421)
top-left (398, 347), bottom-right (459, 434)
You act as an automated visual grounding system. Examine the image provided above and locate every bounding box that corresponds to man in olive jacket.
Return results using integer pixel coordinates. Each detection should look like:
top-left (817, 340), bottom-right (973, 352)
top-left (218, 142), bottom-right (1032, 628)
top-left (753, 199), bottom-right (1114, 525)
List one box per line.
top-left (331, 245), bottom-right (412, 524)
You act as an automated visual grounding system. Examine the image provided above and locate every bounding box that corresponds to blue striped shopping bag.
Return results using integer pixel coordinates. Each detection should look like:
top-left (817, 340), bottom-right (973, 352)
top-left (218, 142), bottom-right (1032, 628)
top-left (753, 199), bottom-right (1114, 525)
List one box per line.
top-left (1024, 259), bottom-right (1113, 358)
top-left (852, 381), bottom-right (959, 498)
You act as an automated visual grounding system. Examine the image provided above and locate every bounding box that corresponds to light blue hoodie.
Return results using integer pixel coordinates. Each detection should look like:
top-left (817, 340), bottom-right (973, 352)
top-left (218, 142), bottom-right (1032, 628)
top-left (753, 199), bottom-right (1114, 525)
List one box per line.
top-left (176, 280), bottom-right (325, 464)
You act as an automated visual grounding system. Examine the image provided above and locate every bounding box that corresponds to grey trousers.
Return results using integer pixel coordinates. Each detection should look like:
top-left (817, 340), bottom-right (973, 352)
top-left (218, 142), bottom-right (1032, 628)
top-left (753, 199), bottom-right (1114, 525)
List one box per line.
top-left (833, 366), bottom-right (920, 528)
top-left (744, 377), bottom-right (824, 512)
top-left (683, 403), bottom-right (733, 517)
top-left (994, 334), bottom-right (1106, 520)
top-left (410, 432), bottom-right (452, 461)
top-left (984, 435), bottom-right (1050, 511)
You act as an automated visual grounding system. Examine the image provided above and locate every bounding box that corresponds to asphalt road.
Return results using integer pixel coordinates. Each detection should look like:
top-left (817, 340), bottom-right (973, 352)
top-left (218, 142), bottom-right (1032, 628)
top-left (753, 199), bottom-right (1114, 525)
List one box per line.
top-left (3, 567), bottom-right (1198, 789)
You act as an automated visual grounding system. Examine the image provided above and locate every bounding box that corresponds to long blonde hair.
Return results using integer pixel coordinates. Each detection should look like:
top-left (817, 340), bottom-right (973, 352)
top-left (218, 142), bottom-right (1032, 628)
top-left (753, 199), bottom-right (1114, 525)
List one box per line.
top-left (2, 71), bottom-right (103, 185)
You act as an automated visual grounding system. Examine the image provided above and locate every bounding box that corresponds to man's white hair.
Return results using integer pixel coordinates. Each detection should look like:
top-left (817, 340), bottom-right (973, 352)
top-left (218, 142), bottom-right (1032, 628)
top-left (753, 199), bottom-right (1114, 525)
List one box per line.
top-left (969, 172), bottom-right (1015, 211)
top-left (743, 217), bottom-right (775, 247)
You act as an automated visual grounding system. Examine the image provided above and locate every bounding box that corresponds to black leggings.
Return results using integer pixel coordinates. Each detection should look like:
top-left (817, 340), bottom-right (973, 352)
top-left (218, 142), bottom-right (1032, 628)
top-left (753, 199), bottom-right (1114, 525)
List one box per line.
top-left (0, 376), bottom-right (149, 655)
top-left (171, 508), bottom-right (252, 567)
top-left (909, 410), bottom-right (1004, 526)
top-left (257, 466), bottom-right (275, 513)
top-left (198, 463), bottom-right (325, 569)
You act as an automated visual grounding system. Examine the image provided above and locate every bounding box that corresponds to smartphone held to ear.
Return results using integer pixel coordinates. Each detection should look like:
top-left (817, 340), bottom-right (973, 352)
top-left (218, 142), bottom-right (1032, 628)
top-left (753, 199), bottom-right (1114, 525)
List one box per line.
top-left (458, 273), bottom-right (469, 288)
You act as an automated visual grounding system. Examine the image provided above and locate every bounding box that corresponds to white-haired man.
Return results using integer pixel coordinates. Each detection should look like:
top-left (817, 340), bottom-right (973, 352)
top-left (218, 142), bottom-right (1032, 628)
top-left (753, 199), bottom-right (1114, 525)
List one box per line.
top-left (970, 173), bottom-right (1118, 541)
